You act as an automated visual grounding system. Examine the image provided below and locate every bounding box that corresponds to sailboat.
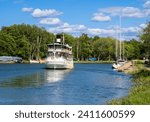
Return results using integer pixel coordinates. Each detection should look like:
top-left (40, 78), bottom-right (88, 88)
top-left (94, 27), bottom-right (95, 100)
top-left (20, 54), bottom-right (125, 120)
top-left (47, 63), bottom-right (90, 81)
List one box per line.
top-left (112, 16), bottom-right (126, 69)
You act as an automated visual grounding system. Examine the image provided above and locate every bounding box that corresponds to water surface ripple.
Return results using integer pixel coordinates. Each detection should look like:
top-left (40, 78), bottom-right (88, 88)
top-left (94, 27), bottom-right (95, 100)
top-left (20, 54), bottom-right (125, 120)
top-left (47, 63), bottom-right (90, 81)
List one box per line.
top-left (0, 64), bottom-right (131, 105)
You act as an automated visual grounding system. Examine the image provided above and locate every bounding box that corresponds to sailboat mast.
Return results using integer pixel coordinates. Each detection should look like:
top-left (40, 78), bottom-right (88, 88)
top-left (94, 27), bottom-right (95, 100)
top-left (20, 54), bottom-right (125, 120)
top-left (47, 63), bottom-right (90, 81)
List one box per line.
top-left (62, 33), bottom-right (65, 45)
top-left (122, 40), bottom-right (124, 60)
top-left (119, 15), bottom-right (122, 60)
top-left (115, 29), bottom-right (118, 59)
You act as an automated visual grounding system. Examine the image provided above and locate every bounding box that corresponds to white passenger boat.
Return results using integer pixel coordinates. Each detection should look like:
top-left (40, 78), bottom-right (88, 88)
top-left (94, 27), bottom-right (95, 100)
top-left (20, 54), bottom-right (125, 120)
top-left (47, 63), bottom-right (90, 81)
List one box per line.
top-left (45, 34), bottom-right (74, 69)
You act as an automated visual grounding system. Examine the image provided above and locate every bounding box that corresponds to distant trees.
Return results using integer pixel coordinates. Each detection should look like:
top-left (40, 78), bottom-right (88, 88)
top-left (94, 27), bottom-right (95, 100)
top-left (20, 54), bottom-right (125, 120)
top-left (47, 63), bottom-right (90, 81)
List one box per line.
top-left (0, 24), bottom-right (54, 60)
top-left (0, 23), bottom-right (150, 61)
top-left (124, 39), bottom-right (141, 60)
top-left (140, 22), bottom-right (150, 60)
top-left (72, 34), bottom-right (116, 61)
top-left (92, 37), bottom-right (115, 61)
top-left (0, 31), bottom-right (16, 56)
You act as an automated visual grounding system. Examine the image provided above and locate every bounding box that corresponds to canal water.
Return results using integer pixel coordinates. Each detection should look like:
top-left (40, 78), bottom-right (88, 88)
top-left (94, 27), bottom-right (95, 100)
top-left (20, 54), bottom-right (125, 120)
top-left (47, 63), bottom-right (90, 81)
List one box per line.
top-left (0, 64), bottom-right (131, 105)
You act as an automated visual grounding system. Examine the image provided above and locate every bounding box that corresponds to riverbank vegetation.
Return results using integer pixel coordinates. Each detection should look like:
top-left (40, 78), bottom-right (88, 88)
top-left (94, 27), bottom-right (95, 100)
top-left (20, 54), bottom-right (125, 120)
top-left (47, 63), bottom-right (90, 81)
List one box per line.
top-left (0, 22), bottom-right (150, 63)
top-left (109, 64), bottom-right (150, 104)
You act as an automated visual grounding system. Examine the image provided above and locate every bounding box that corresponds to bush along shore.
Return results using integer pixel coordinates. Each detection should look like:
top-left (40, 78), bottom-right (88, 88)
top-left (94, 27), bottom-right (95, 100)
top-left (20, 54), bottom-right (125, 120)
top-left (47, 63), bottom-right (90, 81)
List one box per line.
top-left (108, 63), bottom-right (150, 105)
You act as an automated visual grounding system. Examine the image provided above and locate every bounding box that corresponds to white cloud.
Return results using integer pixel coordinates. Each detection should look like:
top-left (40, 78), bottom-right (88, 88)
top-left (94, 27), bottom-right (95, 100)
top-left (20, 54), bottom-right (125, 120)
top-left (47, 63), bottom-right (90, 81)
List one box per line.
top-left (140, 23), bottom-right (147, 28)
top-left (99, 7), bottom-right (147, 18)
top-left (99, 7), bottom-right (123, 16)
top-left (87, 28), bottom-right (115, 36)
top-left (48, 23), bottom-right (87, 34)
top-left (87, 25), bottom-right (144, 40)
top-left (47, 22), bottom-right (144, 40)
top-left (39, 18), bottom-right (62, 25)
top-left (22, 7), bottom-right (33, 12)
top-left (32, 8), bottom-right (63, 18)
top-left (122, 27), bottom-right (141, 33)
top-left (144, 1), bottom-right (150, 8)
top-left (122, 7), bottom-right (145, 18)
top-left (92, 13), bottom-right (111, 21)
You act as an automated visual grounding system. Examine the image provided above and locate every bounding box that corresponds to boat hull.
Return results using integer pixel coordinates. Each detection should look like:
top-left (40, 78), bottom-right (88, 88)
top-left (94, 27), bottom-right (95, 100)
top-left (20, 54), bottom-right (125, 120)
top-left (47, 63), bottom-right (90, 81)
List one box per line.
top-left (112, 63), bottom-right (122, 69)
top-left (45, 61), bottom-right (73, 69)
top-left (112, 61), bottom-right (126, 69)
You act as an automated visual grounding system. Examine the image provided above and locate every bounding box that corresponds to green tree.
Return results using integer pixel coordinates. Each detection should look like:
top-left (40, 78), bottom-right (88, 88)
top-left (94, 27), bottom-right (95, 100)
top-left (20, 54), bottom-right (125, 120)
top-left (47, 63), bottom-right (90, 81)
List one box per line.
top-left (0, 32), bottom-right (16, 56)
top-left (124, 39), bottom-right (141, 60)
top-left (1, 24), bottom-right (54, 60)
top-left (140, 22), bottom-right (150, 59)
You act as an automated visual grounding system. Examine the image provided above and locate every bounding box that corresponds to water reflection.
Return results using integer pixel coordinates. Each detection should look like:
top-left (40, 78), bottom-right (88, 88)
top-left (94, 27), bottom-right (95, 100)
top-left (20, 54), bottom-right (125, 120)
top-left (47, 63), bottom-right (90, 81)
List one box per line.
top-left (0, 72), bottom-right (43, 88)
top-left (0, 69), bottom-right (71, 88)
top-left (45, 69), bottom-right (71, 83)
top-left (0, 64), bottom-right (132, 104)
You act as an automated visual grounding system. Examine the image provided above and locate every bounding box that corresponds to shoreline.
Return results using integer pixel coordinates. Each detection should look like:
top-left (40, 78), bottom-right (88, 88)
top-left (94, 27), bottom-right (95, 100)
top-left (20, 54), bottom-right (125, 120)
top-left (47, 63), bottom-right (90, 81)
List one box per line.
top-left (74, 60), bottom-right (114, 64)
top-left (108, 61), bottom-right (150, 105)
top-left (0, 60), bottom-right (115, 64)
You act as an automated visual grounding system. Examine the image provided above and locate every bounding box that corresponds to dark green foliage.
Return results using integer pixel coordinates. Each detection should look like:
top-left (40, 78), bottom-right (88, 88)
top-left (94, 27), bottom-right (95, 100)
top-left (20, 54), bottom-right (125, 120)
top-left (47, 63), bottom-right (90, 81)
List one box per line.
top-left (0, 24), bottom-right (54, 60)
top-left (124, 39), bottom-right (141, 60)
top-left (0, 32), bottom-right (16, 56)
top-left (140, 22), bottom-right (150, 60)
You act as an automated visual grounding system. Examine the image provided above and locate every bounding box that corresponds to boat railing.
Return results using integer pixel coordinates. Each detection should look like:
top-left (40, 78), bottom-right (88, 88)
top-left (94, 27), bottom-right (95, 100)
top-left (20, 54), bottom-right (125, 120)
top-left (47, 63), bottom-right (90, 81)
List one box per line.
top-left (48, 48), bottom-right (72, 54)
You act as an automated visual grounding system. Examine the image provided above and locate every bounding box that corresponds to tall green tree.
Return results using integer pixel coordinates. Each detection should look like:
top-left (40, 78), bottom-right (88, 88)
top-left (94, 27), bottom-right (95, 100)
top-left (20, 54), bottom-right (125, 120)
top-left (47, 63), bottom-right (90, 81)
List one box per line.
top-left (140, 22), bottom-right (150, 59)
top-left (0, 32), bottom-right (16, 56)
top-left (1, 24), bottom-right (54, 60)
top-left (124, 39), bottom-right (141, 60)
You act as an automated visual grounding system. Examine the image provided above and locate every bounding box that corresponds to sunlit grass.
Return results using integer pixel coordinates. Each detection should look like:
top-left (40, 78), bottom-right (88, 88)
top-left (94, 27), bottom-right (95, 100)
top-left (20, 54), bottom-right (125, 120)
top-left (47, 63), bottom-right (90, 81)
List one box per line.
top-left (108, 68), bottom-right (150, 105)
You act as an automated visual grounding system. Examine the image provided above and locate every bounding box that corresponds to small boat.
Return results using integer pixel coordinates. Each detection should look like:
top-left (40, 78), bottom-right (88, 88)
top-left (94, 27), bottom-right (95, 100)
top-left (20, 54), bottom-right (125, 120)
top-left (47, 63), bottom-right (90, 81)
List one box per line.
top-left (0, 56), bottom-right (22, 63)
top-left (45, 34), bottom-right (74, 69)
top-left (112, 59), bottom-right (126, 69)
top-left (29, 60), bottom-right (40, 64)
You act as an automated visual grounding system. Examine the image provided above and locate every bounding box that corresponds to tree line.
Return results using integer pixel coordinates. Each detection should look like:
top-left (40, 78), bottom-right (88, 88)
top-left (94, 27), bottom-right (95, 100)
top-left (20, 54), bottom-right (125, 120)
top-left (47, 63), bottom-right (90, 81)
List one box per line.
top-left (0, 23), bottom-right (150, 61)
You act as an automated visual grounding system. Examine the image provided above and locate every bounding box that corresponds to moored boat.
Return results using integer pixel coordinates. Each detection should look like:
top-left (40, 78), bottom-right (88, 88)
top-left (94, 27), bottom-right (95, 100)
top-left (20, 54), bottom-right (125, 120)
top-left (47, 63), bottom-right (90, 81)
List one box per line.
top-left (0, 56), bottom-right (22, 63)
top-left (29, 60), bottom-right (40, 64)
top-left (112, 16), bottom-right (126, 69)
top-left (45, 34), bottom-right (74, 69)
top-left (112, 59), bottom-right (126, 69)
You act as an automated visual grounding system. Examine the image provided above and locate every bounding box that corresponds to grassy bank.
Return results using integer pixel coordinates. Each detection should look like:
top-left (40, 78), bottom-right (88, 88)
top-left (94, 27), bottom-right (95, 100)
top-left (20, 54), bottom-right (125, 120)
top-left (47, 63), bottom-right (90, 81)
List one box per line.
top-left (109, 64), bottom-right (150, 105)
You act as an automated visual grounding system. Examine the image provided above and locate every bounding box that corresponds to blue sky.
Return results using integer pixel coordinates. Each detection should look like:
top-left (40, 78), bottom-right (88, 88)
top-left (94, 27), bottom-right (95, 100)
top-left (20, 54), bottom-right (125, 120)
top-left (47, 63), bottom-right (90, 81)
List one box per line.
top-left (0, 0), bottom-right (150, 40)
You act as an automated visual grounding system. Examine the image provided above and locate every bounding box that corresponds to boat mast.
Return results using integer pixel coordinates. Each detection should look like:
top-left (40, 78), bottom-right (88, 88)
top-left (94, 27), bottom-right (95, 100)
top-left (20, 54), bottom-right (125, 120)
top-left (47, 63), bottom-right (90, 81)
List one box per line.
top-left (119, 15), bottom-right (122, 60)
top-left (115, 28), bottom-right (118, 59)
top-left (62, 33), bottom-right (65, 45)
top-left (122, 38), bottom-right (125, 60)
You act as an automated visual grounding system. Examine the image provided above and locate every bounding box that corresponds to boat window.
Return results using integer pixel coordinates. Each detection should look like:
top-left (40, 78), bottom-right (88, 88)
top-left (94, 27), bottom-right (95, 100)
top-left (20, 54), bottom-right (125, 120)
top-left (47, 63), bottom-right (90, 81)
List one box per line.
top-left (48, 45), bottom-right (53, 49)
top-left (48, 52), bottom-right (54, 56)
top-left (55, 52), bottom-right (61, 58)
top-left (55, 45), bottom-right (62, 49)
